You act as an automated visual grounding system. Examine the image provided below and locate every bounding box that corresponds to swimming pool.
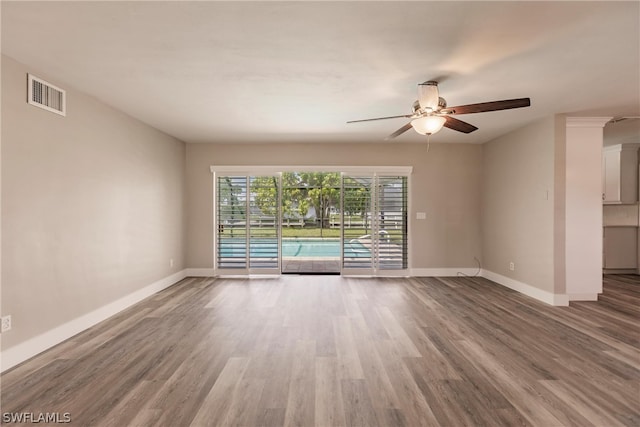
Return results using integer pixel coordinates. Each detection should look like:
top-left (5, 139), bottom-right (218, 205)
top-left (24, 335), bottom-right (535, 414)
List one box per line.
top-left (218, 238), bottom-right (370, 258)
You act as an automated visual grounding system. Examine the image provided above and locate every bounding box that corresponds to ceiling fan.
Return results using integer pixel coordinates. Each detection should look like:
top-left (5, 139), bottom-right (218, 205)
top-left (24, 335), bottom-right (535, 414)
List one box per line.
top-left (347, 81), bottom-right (531, 139)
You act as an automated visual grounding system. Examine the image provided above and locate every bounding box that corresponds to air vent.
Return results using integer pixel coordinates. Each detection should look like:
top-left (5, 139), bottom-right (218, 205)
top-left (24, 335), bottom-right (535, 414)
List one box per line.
top-left (27, 74), bottom-right (66, 116)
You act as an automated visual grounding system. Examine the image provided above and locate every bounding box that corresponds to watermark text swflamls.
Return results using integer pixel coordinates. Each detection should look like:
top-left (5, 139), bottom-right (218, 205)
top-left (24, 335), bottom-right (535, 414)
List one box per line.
top-left (2, 412), bottom-right (71, 424)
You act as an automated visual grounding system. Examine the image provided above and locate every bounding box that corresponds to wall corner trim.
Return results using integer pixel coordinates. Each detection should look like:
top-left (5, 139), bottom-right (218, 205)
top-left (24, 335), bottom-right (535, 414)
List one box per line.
top-left (481, 269), bottom-right (569, 306)
top-left (1, 270), bottom-right (188, 373)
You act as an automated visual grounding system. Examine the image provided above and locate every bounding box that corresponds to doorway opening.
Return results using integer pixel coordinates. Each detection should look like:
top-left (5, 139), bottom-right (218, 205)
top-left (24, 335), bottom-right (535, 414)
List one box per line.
top-left (281, 172), bottom-right (342, 274)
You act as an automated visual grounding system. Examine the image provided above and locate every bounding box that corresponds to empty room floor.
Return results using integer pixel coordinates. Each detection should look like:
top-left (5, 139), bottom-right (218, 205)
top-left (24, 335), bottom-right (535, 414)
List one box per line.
top-left (2, 275), bottom-right (638, 426)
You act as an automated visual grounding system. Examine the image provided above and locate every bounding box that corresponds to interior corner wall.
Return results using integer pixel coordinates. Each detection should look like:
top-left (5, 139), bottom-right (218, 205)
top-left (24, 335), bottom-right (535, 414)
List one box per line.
top-left (553, 114), bottom-right (567, 295)
top-left (564, 117), bottom-right (610, 300)
top-left (185, 142), bottom-right (483, 272)
top-left (481, 116), bottom-right (556, 295)
top-left (1, 55), bottom-right (186, 360)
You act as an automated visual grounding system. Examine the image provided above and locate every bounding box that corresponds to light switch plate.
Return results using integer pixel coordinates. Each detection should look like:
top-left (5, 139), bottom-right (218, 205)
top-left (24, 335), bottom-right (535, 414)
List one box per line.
top-left (416, 212), bottom-right (426, 220)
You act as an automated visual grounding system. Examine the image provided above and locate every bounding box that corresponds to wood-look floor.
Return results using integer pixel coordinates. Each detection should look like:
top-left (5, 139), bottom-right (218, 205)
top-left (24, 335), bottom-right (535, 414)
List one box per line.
top-left (2, 274), bottom-right (639, 426)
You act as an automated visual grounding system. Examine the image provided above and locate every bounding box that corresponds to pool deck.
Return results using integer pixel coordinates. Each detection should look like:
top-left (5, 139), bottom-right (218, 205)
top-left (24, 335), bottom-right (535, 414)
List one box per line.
top-left (282, 258), bottom-right (340, 274)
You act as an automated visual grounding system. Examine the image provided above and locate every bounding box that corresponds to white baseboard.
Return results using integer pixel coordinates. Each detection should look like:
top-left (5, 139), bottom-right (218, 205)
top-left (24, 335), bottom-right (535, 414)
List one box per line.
top-left (603, 268), bottom-right (636, 275)
top-left (411, 268), bottom-right (481, 277)
top-left (185, 268), bottom-right (216, 277)
top-left (1, 270), bottom-right (188, 373)
top-left (481, 269), bottom-right (569, 306)
top-left (567, 293), bottom-right (598, 301)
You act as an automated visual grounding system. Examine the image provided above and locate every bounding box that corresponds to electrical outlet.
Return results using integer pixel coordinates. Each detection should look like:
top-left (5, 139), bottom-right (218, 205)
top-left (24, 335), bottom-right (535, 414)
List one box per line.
top-left (169, 258), bottom-right (174, 268)
top-left (509, 262), bottom-right (515, 271)
top-left (1, 315), bottom-right (12, 333)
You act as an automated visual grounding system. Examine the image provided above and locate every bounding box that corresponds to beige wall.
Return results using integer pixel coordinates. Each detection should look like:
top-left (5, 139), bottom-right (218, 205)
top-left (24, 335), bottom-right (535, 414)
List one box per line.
top-left (186, 142), bottom-right (483, 270)
top-left (1, 55), bottom-right (186, 350)
top-left (564, 118), bottom-right (609, 299)
top-left (553, 114), bottom-right (567, 294)
top-left (481, 117), bottom-right (556, 292)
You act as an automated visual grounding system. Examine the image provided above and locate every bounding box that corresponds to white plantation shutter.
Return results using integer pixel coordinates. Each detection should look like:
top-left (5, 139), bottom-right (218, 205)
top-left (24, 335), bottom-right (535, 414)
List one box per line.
top-left (216, 174), bottom-right (280, 274)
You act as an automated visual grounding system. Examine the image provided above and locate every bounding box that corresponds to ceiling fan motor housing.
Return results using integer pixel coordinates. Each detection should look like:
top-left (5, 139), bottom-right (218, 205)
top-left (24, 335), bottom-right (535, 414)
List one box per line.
top-left (418, 81), bottom-right (440, 111)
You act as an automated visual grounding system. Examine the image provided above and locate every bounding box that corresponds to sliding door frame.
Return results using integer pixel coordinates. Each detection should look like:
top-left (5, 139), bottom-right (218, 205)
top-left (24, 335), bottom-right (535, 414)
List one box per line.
top-left (211, 166), bottom-right (413, 276)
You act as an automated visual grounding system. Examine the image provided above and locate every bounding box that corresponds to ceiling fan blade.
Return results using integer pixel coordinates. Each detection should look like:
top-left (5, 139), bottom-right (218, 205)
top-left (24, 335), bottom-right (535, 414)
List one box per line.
top-left (347, 114), bottom-right (412, 123)
top-left (447, 98), bottom-right (531, 115)
top-left (444, 116), bottom-right (478, 134)
top-left (385, 122), bottom-right (413, 140)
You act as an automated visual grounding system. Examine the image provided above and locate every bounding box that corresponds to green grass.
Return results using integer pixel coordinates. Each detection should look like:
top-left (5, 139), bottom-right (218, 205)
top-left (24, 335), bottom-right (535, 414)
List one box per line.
top-left (220, 226), bottom-right (404, 239)
top-left (280, 227), bottom-right (404, 239)
top-left (281, 228), bottom-right (345, 238)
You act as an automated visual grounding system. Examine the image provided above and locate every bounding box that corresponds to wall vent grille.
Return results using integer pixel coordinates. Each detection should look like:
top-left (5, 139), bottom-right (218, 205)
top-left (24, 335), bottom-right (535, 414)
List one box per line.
top-left (27, 74), bottom-right (66, 116)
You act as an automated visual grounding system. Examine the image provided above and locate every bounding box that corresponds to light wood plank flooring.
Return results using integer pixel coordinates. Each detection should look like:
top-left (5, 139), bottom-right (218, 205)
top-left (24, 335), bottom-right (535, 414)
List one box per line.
top-left (2, 274), bottom-right (639, 426)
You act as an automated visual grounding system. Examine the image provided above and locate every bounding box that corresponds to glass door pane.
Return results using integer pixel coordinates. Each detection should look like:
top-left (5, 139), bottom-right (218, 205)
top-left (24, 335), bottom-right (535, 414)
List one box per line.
top-left (377, 176), bottom-right (408, 270)
top-left (217, 176), bottom-right (248, 270)
top-left (249, 176), bottom-right (279, 271)
top-left (342, 175), bottom-right (374, 273)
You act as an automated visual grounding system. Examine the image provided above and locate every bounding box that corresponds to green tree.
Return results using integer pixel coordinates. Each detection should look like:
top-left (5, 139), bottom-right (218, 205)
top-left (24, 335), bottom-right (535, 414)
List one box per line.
top-left (252, 172), bottom-right (342, 228)
top-left (252, 174), bottom-right (308, 219)
top-left (251, 176), bottom-right (279, 217)
top-left (282, 172), bottom-right (309, 219)
top-left (299, 172), bottom-right (340, 228)
top-left (218, 176), bottom-right (246, 237)
top-left (343, 183), bottom-right (371, 228)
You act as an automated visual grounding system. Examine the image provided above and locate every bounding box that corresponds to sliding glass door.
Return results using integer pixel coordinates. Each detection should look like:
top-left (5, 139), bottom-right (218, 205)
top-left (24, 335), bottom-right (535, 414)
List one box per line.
top-left (213, 168), bottom-right (409, 276)
top-left (341, 174), bottom-right (408, 275)
top-left (215, 174), bottom-right (280, 274)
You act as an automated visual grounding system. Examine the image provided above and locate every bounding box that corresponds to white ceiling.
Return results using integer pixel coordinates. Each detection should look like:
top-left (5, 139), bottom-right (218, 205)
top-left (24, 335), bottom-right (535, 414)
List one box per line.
top-left (2, 1), bottom-right (639, 144)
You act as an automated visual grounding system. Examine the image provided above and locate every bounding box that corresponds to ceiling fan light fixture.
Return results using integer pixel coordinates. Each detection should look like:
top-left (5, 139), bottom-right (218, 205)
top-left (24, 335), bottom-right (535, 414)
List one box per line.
top-left (411, 115), bottom-right (446, 135)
